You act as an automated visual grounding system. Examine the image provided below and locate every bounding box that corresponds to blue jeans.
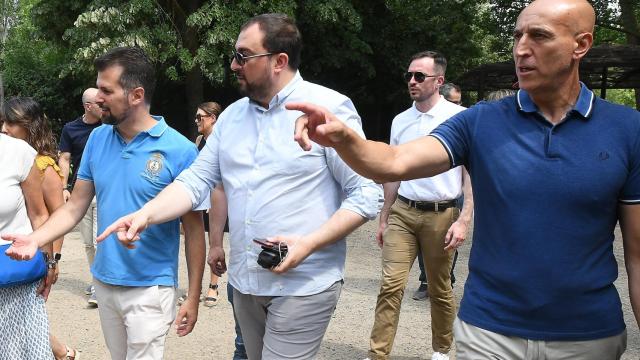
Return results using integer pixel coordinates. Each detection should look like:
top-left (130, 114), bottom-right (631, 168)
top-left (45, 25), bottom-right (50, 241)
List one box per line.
top-left (227, 284), bottom-right (248, 360)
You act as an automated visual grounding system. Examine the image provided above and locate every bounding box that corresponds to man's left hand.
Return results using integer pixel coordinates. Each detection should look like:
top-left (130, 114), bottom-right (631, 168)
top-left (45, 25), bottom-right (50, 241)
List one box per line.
top-left (444, 220), bottom-right (468, 251)
top-left (268, 235), bottom-right (315, 274)
top-left (175, 296), bottom-right (199, 337)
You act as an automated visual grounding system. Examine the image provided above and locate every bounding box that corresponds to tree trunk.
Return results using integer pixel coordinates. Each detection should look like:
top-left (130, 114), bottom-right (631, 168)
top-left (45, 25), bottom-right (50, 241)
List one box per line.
top-left (160, 0), bottom-right (204, 138)
top-left (619, 0), bottom-right (640, 110)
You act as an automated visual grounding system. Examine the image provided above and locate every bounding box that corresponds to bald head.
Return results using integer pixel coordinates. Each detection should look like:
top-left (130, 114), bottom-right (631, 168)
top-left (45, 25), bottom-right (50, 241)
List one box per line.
top-left (82, 88), bottom-right (99, 104)
top-left (520, 0), bottom-right (595, 35)
top-left (82, 87), bottom-right (101, 123)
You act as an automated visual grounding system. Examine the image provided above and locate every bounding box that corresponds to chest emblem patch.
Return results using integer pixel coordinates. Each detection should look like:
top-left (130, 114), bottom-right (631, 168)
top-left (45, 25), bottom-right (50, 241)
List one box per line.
top-left (143, 153), bottom-right (164, 180)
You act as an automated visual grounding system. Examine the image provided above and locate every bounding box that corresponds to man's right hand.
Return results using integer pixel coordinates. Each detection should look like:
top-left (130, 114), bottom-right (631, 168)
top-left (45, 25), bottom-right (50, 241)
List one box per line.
top-left (2, 233), bottom-right (39, 260)
top-left (62, 189), bottom-right (71, 202)
top-left (96, 210), bottom-right (148, 248)
top-left (287, 102), bottom-right (351, 151)
top-left (376, 221), bottom-right (387, 248)
top-left (207, 246), bottom-right (227, 276)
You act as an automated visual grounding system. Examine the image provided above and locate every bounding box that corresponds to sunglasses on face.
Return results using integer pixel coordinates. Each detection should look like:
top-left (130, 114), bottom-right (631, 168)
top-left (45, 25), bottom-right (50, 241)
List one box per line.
top-left (232, 50), bottom-right (274, 66)
top-left (195, 113), bottom-right (211, 122)
top-left (404, 71), bottom-right (439, 83)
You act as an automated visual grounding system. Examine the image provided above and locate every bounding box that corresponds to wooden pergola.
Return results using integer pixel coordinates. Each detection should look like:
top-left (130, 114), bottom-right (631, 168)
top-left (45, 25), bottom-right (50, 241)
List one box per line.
top-left (455, 44), bottom-right (640, 103)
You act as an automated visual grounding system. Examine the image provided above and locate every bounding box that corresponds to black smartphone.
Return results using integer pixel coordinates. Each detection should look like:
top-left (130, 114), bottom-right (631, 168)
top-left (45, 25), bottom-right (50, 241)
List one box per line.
top-left (253, 238), bottom-right (288, 249)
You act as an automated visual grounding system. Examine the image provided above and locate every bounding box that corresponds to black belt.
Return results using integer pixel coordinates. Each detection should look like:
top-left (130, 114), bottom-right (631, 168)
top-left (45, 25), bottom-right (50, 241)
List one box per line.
top-left (397, 195), bottom-right (456, 212)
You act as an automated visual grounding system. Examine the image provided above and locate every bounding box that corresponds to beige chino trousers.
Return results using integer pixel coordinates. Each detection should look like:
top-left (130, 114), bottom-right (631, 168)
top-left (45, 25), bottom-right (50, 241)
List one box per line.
top-left (369, 199), bottom-right (458, 359)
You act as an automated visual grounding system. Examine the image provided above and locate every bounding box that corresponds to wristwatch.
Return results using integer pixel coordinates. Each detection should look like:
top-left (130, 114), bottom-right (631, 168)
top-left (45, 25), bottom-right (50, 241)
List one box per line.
top-left (43, 253), bottom-right (58, 270)
top-left (53, 252), bottom-right (62, 261)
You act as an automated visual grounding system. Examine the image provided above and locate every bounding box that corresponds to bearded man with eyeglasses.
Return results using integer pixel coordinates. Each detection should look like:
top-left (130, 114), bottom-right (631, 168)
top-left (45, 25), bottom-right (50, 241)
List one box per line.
top-left (366, 51), bottom-right (474, 360)
top-left (72, 12), bottom-right (383, 360)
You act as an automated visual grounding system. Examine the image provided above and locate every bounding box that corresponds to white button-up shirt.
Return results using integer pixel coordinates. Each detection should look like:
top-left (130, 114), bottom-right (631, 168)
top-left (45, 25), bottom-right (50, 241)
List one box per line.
top-left (391, 97), bottom-right (466, 201)
top-left (176, 73), bottom-right (382, 296)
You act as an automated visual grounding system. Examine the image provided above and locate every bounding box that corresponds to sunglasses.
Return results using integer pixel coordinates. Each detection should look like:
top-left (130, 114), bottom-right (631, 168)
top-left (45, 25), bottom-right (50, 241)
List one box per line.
top-left (404, 71), bottom-right (440, 83)
top-left (195, 113), bottom-right (211, 122)
top-left (232, 50), bottom-right (274, 66)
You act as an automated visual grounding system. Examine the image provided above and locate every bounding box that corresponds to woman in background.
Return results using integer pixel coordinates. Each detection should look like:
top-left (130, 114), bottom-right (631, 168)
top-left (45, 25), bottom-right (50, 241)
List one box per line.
top-left (2, 97), bottom-right (78, 359)
top-left (178, 101), bottom-right (224, 307)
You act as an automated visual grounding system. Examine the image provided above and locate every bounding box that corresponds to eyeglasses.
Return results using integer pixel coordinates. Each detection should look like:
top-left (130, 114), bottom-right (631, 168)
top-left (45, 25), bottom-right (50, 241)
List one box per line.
top-left (232, 50), bottom-right (274, 66)
top-left (195, 113), bottom-right (211, 122)
top-left (404, 72), bottom-right (440, 83)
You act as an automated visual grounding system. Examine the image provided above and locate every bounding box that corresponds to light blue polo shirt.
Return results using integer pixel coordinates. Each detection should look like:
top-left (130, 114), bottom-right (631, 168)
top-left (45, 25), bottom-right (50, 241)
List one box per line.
top-left (78, 117), bottom-right (199, 287)
top-left (431, 83), bottom-right (640, 341)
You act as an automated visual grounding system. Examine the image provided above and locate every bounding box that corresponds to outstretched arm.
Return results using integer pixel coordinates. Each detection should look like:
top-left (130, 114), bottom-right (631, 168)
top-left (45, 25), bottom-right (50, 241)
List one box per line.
top-left (96, 182), bottom-right (193, 247)
top-left (620, 204), bottom-right (640, 328)
top-left (288, 102), bottom-right (451, 183)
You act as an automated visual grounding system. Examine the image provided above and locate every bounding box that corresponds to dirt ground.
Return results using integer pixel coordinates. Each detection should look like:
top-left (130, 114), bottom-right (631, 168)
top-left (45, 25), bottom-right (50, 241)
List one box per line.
top-left (47, 220), bottom-right (639, 359)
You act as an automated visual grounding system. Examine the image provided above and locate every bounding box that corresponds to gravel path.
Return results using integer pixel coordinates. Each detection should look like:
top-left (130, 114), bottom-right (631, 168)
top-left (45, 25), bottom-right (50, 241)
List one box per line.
top-left (47, 220), bottom-right (639, 359)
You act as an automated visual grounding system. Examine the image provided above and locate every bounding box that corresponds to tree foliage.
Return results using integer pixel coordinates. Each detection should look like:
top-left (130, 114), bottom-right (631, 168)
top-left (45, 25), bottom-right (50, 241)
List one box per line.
top-left (3, 0), bottom-right (556, 140)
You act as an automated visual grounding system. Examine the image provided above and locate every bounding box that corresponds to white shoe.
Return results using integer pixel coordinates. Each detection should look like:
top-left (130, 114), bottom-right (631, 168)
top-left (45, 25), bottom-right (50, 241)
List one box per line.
top-left (431, 352), bottom-right (449, 360)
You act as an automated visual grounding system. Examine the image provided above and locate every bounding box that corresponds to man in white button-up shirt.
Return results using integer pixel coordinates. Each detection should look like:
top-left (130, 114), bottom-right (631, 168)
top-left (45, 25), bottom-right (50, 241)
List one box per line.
top-left (367, 51), bottom-right (474, 360)
top-left (93, 13), bottom-right (382, 360)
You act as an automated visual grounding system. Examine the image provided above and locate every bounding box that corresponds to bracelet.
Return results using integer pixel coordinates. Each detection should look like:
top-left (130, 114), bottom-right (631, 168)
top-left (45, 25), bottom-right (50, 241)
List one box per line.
top-left (42, 253), bottom-right (57, 269)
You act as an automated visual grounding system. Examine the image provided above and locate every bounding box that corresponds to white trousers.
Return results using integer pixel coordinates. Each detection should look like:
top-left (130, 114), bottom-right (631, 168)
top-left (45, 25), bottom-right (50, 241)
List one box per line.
top-left (94, 279), bottom-right (176, 360)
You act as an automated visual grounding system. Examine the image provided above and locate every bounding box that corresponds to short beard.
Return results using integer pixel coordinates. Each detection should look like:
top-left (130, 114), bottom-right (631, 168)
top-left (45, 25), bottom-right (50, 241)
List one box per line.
top-left (101, 105), bottom-right (130, 126)
top-left (101, 114), bottom-right (122, 125)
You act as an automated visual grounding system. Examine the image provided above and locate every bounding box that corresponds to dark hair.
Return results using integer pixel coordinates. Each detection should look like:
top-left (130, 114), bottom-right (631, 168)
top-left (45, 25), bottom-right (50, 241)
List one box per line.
top-left (198, 102), bottom-right (223, 118)
top-left (1, 97), bottom-right (57, 158)
top-left (94, 47), bottom-right (156, 104)
top-left (440, 83), bottom-right (461, 97)
top-left (409, 50), bottom-right (447, 75)
top-left (241, 13), bottom-right (302, 70)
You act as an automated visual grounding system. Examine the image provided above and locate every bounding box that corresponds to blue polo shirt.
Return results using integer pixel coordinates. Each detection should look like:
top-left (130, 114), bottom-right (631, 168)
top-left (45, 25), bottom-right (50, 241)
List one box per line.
top-left (431, 83), bottom-right (640, 341)
top-left (78, 117), bottom-right (199, 287)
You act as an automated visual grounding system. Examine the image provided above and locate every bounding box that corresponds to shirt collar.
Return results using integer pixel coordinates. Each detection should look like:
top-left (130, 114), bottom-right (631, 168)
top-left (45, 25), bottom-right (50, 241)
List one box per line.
top-left (146, 116), bottom-right (168, 137)
top-left (111, 115), bottom-right (168, 138)
top-left (252, 71), bottom-right (303, 111)
top-left (516, 82), bottom-right (595, 119)
top-left (412, 95), bottom-right (448, 118)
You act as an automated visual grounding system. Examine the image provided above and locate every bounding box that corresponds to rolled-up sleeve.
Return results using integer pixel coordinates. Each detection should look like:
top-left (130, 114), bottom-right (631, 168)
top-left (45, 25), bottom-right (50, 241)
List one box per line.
top-left (325, 99), bottom-right (383, 220)
top-left (175, 124), bottom-right (222, 210)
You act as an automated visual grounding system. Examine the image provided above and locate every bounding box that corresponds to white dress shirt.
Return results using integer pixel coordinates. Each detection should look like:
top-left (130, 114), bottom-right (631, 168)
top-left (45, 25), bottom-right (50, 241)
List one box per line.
top-left (391, 97), bottom-right (466, 201)
top-left (176, 72), bottom-right (382, 296)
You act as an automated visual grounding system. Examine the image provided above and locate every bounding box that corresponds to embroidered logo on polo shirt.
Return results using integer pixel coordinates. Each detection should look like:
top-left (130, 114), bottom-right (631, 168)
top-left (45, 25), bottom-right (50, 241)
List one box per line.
top-left (142, 153), bottom-right (164, 180)
top-left (599, 151), bottom-right (610, 160)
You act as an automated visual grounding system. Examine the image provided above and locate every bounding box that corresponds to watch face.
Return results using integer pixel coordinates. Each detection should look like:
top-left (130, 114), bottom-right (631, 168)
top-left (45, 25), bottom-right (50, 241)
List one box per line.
top-left (54, 253), bottom-right (62, 260)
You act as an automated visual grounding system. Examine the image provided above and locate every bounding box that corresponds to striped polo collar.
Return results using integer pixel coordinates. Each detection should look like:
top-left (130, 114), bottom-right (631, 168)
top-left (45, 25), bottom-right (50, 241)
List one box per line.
top-left (517, 82), bottom-right (595, 119)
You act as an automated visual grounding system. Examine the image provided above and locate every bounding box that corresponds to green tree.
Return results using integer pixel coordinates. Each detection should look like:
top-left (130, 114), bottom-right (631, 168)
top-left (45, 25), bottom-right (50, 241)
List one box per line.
top-left (5, 0), bottom-right (498, 140)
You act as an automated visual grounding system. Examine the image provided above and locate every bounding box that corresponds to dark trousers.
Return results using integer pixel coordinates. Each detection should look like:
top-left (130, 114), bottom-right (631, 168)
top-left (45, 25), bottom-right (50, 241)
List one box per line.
top-left (228, 284), bottom-right (248, 360)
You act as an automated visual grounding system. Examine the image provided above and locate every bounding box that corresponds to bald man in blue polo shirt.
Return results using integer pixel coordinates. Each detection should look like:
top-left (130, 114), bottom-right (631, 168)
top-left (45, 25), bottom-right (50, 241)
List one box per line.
top-left (287, 0), bottom-right (640, 358)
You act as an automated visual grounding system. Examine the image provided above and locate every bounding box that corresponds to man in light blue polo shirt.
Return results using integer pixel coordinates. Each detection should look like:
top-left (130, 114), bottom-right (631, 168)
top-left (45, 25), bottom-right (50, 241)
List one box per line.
top-left (287, 0), bottom-right (640, 358)
top-left (4, 47), bottom-right (206, 359)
